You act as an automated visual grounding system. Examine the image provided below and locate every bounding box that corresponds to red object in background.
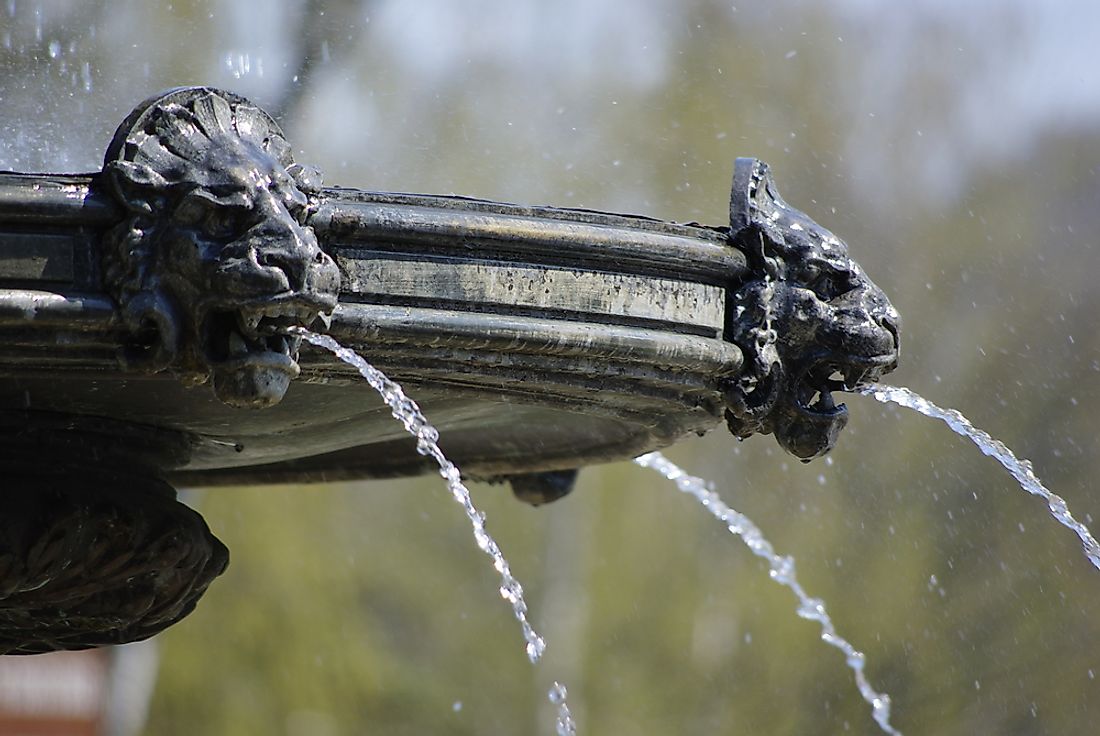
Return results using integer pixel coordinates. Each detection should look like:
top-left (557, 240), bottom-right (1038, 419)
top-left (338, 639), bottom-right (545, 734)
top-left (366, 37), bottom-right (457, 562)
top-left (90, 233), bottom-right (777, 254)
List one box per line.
top-left (0, 650), bottom-right (108, 736)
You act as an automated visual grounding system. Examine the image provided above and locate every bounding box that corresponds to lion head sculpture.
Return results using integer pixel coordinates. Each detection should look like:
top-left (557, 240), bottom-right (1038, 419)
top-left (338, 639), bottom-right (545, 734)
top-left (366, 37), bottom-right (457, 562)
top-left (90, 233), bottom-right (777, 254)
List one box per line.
top-left (101, 87), bottom-right (340, 408)
top-left (724, 158), bottom-right (900, 460)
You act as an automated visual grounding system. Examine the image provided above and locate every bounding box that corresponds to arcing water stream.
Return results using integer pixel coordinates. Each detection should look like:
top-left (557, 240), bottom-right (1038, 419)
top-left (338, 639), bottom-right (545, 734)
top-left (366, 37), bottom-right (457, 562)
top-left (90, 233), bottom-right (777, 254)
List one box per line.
top-left (634, 451), bottom-right (903, 736)
top-left (292, 329), bottom-right (577, 736)
top-left (860, 384), bottom-right (1100, 571)
top-left (293, 327), bottom-right (1099, 736)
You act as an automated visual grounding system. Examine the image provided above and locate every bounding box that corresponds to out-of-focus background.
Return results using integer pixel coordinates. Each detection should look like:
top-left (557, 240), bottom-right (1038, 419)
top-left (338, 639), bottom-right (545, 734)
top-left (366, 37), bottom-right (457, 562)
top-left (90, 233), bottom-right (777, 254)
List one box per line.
top-left (3, 1), bottom-right (1100, 734)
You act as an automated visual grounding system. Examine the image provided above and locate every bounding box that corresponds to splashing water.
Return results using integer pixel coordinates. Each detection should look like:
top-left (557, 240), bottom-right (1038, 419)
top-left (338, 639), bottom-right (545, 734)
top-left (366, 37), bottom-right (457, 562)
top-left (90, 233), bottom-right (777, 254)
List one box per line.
top-left (860, 384), bottom-right (1100, 571)
top-left (293, 329), bottom-right (576, 733)
top-left (635, 451), bottom-right (902, 736)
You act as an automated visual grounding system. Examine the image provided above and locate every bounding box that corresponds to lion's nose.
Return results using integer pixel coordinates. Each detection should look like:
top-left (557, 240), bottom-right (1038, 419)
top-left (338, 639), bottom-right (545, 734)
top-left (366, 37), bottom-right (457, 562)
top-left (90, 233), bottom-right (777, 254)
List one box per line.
top-left (255, 248), bottom-right (301, 291)
top-left (251, 241), bottom-right (339, 303)
top-left (823, 285), bottom-right (900, 366)
top-left (878, 308), bottom-right (901, 371)
top-left (301, 246), bottom-right (340, 303)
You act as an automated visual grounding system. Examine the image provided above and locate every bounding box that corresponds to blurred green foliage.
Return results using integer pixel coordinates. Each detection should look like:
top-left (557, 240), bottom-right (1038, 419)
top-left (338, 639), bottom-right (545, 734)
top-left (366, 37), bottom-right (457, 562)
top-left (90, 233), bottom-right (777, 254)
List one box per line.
top-left (4, 0), bottom-right (1100, 733)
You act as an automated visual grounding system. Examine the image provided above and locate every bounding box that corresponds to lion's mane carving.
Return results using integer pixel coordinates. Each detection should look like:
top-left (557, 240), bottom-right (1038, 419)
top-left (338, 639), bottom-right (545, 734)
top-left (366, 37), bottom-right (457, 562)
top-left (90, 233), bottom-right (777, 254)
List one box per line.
top-left (724, 158), bottom-right (900, 459)
top-left (101, 87), bottom-right (340, 408)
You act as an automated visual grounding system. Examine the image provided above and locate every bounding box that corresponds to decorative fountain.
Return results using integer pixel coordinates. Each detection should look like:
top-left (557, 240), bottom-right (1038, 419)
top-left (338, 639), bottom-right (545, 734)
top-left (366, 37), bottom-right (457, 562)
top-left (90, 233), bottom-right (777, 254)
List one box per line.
top-left (0, 86), bottom-right (899, 654)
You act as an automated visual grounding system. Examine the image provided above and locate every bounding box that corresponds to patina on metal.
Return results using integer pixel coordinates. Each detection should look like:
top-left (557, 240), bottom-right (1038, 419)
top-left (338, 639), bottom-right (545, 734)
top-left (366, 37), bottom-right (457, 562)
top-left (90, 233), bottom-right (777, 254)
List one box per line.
top-left (102, 87), bottom-right (341, 409)
top-left (0, 417), bottom-right (227, 654)
top-left (0, 87), bottom-right (899, 652)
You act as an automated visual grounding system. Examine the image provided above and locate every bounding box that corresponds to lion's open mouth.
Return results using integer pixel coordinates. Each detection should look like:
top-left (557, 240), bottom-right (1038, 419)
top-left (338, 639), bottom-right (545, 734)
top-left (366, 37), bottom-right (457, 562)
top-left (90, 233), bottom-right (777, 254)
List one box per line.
top-left (792, 356), bottom-right (895, 418)
top-left (203, 300), bottom-right (331, 369)
top-left (201, 296), bottom-right (335, 406)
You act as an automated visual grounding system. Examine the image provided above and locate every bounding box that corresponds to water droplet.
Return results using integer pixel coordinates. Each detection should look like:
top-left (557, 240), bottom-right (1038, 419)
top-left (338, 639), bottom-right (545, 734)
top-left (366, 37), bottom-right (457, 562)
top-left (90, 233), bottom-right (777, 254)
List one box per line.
top-left (770, 555), bottom-right (795, 583)
top-left (548, 682), bottom-right (567, 704)
top-left (797, 598), bottom-right (826, 621)
top-left (525, 636), bottom-right (545, 662)
top-left (47, 39), bottom-right (60, 58)
top-left (548, 682), bottom-right (576, 735)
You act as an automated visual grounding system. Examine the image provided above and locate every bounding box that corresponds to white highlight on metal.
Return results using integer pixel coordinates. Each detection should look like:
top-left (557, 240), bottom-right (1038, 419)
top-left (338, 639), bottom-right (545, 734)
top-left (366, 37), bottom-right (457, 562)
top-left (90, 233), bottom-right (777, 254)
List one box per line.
top-left (338, 256), bottom-right (725, 333)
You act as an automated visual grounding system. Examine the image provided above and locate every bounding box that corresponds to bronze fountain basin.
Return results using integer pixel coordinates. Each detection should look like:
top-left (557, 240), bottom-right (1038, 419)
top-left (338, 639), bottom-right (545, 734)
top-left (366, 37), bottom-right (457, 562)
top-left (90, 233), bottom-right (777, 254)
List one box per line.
top-left (0, 87), bottom-right (899, 653)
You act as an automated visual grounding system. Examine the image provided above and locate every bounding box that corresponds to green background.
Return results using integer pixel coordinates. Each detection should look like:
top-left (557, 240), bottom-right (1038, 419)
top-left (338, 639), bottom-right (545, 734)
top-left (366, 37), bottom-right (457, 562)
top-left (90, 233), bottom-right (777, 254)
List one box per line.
top-left (3, 1), bottom-right (1100, 733)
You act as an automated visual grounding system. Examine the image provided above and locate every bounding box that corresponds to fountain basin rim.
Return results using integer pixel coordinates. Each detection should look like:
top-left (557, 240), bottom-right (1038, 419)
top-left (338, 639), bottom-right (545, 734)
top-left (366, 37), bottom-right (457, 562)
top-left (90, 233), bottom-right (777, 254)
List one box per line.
top-left (0, 172), bottom-right (748, 289)
top-left (316, 188), bottom-right (746, 286)
top-left (1, 293), bottom-right (741, 482)
top-left (0, 292), bottom-right (742, 374)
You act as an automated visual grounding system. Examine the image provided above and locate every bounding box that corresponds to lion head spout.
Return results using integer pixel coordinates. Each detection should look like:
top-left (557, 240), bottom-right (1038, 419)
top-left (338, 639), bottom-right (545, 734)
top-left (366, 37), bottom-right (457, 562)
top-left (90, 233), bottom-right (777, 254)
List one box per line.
top-left (724, 158), bottom-right (900, 460)
top-left (101, 87), bottom-right (340, 408)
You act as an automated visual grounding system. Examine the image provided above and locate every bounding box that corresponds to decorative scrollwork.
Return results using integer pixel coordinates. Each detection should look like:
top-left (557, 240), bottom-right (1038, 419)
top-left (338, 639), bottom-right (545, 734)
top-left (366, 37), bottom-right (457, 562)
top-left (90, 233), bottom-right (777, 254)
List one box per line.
top-left (0, 468), bottom-right (227, 654)
top-left (101, 87), bottom-right (341, 408)
top-left (724, 158), bottom-right (900, 460)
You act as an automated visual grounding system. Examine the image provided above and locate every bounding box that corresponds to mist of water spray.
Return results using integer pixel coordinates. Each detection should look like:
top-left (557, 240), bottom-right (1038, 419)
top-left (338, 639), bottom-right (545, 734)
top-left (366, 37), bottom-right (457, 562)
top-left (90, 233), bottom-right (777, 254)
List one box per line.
top-left (292, 328), bottom-right (576, 734)
top-left (635, 451), bottom-right (902, 736)
top-left (860, 384), bottom-right (1100, 571)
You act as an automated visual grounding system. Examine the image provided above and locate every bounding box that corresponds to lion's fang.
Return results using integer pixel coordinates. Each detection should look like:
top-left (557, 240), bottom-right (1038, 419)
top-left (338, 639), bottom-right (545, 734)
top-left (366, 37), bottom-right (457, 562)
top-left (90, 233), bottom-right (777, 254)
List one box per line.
top-left (228, 330), bottom-right (249, 358)
top-left (240, 312), bottom-right (262, 335)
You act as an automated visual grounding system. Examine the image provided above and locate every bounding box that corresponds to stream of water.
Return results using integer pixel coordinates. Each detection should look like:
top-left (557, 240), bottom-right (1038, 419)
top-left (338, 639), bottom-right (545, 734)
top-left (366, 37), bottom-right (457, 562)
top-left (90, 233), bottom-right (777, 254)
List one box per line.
top-left (634, 451), bottom-right (903, 736)
top-left (292, 328), bottom-right (577, 736)
top-left (860, 384), bottom-right (1100, 571)
top-left (293, 328), bottom-right (1094, 735)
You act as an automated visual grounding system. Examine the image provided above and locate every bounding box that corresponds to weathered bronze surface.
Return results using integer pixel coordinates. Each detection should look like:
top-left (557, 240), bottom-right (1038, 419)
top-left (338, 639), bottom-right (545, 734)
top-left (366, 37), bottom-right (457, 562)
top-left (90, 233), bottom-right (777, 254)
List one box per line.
top-left (0, 87), bottom-right (898, 652)
top-left (102, 87), bottom-right (341, 410)
top-left (0, 412), bottom-right (227, 654)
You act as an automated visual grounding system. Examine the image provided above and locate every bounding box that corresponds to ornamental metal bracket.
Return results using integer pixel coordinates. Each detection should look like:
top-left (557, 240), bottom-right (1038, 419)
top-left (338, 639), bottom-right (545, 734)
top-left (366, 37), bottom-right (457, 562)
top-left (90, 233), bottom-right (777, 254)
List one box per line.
top-left (0, 87), bottom-right (899, 653)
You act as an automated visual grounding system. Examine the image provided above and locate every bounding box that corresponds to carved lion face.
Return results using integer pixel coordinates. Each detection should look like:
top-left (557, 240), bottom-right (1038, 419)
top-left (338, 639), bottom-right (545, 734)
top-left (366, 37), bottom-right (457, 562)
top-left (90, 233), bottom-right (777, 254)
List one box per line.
top-left (725, 159), bottom-right (900, 459)
top-left (102, 88), bottom-right (340, 408)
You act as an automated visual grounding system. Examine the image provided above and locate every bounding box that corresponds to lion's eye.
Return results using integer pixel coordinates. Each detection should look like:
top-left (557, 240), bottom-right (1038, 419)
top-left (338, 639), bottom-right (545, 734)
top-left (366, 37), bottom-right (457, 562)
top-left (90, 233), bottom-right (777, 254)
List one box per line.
top-left (173, 194), bottom-right (249, 240)
top-left (808, 269), bottom-right (858, 301)
top-left (803, 266), bottom-right (841, 300)
top-left (290, 204), bottom-right (310, 226)
top-left (172, 198), bottom-right (207, 227)
top-left (202, 209), bottom-right (243, 239)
